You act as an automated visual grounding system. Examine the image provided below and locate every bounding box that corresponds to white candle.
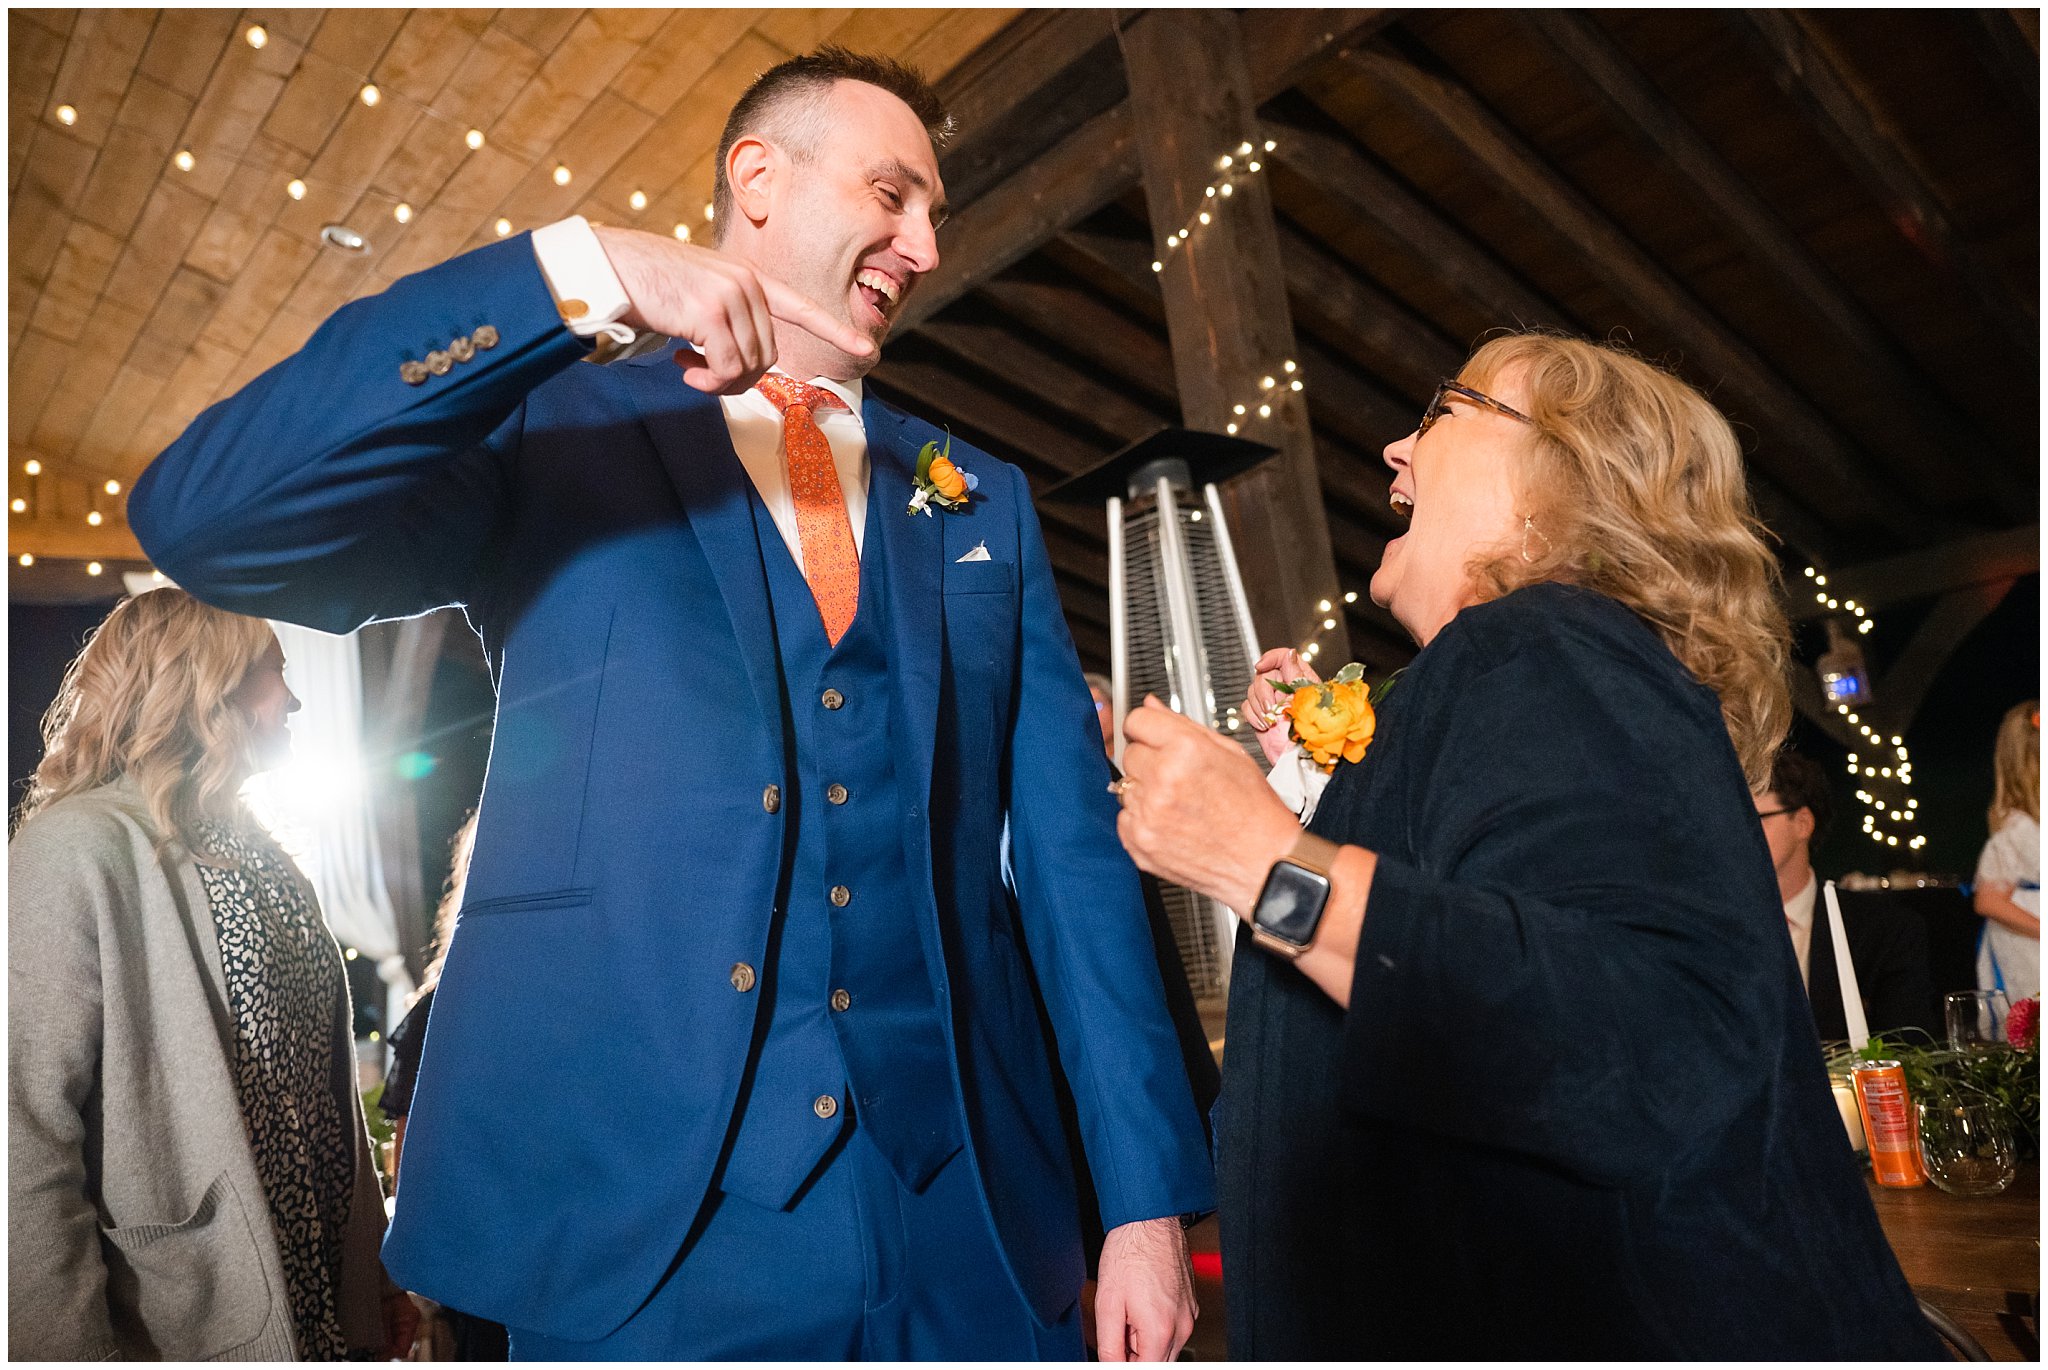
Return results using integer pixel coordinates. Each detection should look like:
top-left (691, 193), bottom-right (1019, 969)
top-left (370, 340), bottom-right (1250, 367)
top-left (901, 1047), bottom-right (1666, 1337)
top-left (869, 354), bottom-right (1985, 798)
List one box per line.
top-left (1832, 1078), bottom-right (1867, 1154)
top-left (1822, 881), bottom-right (1871, 1050)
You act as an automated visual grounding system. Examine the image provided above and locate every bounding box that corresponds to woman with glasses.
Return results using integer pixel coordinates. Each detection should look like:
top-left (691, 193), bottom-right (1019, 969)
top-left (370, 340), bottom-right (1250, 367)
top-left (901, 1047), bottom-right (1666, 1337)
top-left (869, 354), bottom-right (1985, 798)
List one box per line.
top-left (1113, 334), bottom-right (1938, 1357)
top-left (10, 589), bottom-right (414, 1360)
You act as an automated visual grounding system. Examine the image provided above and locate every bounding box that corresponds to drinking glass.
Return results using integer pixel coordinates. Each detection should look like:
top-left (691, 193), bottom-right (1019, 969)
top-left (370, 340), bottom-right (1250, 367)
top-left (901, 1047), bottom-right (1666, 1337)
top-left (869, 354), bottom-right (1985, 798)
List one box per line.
top-left (1916, 1098), bottom-right (2016, 1197)
top-left (1945, 990), bottom-right (2011, 1053)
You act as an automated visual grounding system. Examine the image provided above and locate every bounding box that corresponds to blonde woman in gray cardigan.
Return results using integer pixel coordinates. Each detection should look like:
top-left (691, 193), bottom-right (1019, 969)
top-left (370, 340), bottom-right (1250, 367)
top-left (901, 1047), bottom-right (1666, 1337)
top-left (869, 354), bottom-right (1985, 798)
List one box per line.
top-left (10, 588), bottom-right (415, 1360)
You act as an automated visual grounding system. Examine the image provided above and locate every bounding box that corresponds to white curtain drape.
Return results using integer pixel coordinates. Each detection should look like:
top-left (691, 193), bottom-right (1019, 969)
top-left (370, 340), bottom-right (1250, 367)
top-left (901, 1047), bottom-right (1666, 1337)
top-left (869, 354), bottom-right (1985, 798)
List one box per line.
top-left (241, 620), bottom-right (414, 1032)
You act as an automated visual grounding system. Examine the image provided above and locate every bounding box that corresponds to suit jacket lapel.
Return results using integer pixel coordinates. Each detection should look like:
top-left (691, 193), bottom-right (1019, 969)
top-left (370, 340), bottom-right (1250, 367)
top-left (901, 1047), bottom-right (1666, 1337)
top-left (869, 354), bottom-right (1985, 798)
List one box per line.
top-left (864, 396), bottom-right (942, 824)
top-left (622, 359), bottom-right (787, 761)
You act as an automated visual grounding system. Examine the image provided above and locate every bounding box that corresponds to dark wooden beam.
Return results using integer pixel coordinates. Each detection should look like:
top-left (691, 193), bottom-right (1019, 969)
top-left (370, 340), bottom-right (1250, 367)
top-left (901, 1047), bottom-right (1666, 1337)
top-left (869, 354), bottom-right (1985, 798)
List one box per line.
top-left (975, 275), bottom-right (1178, 406)
top-left (1126, 8), bottom-right (1347, 661)
top-left (1788, 524), bottom-right (2039, 622)
top-left (934, 10), bottom-right (1125, 207)
top-left (1521, 9), bottom-right (2031, 523)
top-left (915, 315), bottom-right (1171, 443)
top-left (1962, 8), bottom-right (2040, 124)
top-left (1737, 10), bottom-right (2037, 359)
top-left (1876, 579), bottom-right (2020, 733)
top-left (1347, 47), bottom-right (1910, 553)
top-left (1277, 222), bottom-right (1459, 400)
top-left (902, 9), bottom-right (1403, 334)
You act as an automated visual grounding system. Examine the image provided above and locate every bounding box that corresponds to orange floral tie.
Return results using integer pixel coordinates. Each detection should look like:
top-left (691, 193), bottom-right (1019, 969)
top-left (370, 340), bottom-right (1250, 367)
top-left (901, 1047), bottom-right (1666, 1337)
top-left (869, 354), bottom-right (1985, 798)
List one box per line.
top-left (754, 374), bottom-right (860, 645)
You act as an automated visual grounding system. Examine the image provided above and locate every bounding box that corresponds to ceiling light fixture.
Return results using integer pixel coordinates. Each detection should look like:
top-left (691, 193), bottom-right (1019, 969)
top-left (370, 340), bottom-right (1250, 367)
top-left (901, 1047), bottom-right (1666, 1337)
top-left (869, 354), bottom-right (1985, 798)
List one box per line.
top-left (16, 553), bottom-right (31, 567)
top-left (86, 510), bottom-right (103, 526)
top-left (629, 190), bottom-right (648, 212)
top-left (494, 218), bottom-right (512, 237)
top-left (10, 498), bottom-right (25, 513)
top-left (393, 202), bottom-right (412, 224)
top-left (673, 223), bottom-right (690, 242)
top-left (553, 164), bottom-right (571, 186)
top-left (55, 104), bottom-right (77, 126)
top-left (465, 128), bottom-right (485, 151)
top-left (704, 203), bottom-right (715, 221)
top-left (320, 224), bottom-right (367, 253)
top-left (287, 178), bottom-right (307, 200)
top-left (87, 561), bottom-right (103, 576)
top-left (359, 84), bottom-right (380, 106)
top-left (245, 24), bottom-right (267, 49)
top-left (24, 460), bottom-right (42, 475)
top-left (103, 479), bottom-right (119, 494)
top-left (174, 148), bottom-right (195, 172)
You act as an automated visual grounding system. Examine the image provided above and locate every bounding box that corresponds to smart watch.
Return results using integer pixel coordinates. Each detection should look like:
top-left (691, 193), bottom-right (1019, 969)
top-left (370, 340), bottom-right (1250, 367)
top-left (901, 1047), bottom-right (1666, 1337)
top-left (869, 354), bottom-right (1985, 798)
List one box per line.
top-left (1250, 832), bottom-right (1340, 959)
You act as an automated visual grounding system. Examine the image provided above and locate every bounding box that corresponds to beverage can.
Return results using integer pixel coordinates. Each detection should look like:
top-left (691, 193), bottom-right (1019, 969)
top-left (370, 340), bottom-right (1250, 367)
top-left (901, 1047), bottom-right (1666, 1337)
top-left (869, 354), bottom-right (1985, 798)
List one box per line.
top-left (1851, 1060), bottom-right (1923, 1187)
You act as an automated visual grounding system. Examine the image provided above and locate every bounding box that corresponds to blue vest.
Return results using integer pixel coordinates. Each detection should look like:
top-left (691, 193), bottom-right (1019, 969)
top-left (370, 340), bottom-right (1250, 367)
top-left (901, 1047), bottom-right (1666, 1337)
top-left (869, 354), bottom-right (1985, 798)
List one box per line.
top-left (718, 487), bottom-right (964, 1210)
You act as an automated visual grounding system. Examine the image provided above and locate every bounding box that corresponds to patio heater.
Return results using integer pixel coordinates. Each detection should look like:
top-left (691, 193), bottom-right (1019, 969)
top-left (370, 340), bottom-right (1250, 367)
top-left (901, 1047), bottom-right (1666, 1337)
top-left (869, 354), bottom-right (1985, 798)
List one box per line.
top-left (1047, 428), bottom-right (1277, 997)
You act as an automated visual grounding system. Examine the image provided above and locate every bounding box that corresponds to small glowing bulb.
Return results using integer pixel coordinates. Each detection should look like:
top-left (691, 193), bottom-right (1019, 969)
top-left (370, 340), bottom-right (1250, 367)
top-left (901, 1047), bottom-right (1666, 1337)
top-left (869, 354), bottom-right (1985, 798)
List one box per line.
top-left (1151, 260), bottom-right (1163, 273)
top-left (673, 223), bottom-right (691, 242)
top-left (1218, 155), bottom-right (1233, 169)
top-left (86, 510), bottom-right (102, 526)
top-left (1257, 404), bottom-right (1272, 418)
top-left (394, 202), bottom-right (412, 224)
top-left (1225, 422), bottom-right (1239, 435)
top-left (105, 479), bottom-right (120, 495)
top-left (1814, 573), bottom-right (1828, 586)
top-left (152, 570), bottom-right (165, 582)
top-left (1284, 360), bottom-right (1297, 373)
top-left (1197, 211), bottom-right (1210, 225)
top-left (1263, 139), bottom-right (1276, 152)
top-left (1318, 599), bottom-right (1332, 613)
top-left (1261, 376), bottom-right (1275, 389)
top-left (345, 947), bottom-right (359, 961)
top-left (1344, 591), bottom-right (1358, 603)
top-left (1322, 618), bottom-right (1337, 630)
top-left (1219, 183), bottom-right (1232, 197)
top-left (286, 178), bottom-right (306, 200)
top-left (1247, 160), bottom-right (1261, 172)
top-left (1847, 713), bottom-right (1859, 725)
top-left (1290, 379), bottom-right (1303, 391)
top-left (9, 498), bottom-right (24, 512)
top-left (360, 84), bottom-right (380, 107)
top-left (86, 561), bottom-right (102, 576)
top-left (1804, 566), bottom-right (1817, 578)
top-left (629, 190), bottom-right (648, 212)
top-left (1891, 736), bottom-right (1902, 746)
top-left (24, 460), bottom-right (42, 475)
top-left (245, 24), bottom-right (267, 48)
top-left (174, 148), bottom-right (195, 172)
top-left (494, 218), bottom-right (511, 237)
top-left (1232, 404), bottom-right (1246, 416)
top-left (16, 553), bottom-right (31, 567)
top-left (55, 104), bottom-right (77, 126)
top-left (1858, 620), bottom-right (1872, 634)
top-left (1238, 141), bottom-right (1253, 155)
top-left (704, 203), bottom-right (716, 221)
top-left (465, 128), bottom-right (485, 150)
top-left (1204, 185), bottom-right (1216, 198)
top-left (553, 164), bottom-right (571, 186)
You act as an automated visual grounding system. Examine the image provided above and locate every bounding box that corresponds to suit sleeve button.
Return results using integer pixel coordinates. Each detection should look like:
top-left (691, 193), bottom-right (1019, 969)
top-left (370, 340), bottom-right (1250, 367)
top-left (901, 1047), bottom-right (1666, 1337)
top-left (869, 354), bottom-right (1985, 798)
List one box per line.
top-left (762, 784), bottom-right (781, 814)
top-left (399, 360), bottom-right (429, 385)
top-left (449, 335), bottom-right (476, 363)
top-left (425, 349), bottom-right (453, 376)
top-left (730, 963), bottom-right (756, 993)
top-left (813, 1095), bottom-right (839, 1119)
top-left (472, 325), bottom-right (499, 350)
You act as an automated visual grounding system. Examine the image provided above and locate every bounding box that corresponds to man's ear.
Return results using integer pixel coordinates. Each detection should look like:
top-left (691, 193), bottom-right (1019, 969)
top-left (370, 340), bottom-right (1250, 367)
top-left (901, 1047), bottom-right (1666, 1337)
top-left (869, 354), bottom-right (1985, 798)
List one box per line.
top-left (1793, 806), bottom-right (1817, 848)
top-left (727, 135), bottom-right (776, 227)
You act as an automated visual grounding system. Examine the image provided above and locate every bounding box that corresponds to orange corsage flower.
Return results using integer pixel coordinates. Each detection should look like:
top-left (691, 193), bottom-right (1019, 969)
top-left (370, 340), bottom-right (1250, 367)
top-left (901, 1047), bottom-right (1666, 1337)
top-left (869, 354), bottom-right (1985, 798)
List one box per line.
top-left (908, 431), bottom-right (978, 516)
top-left (927, 453), bottom-right (969, 502)
top-left (1276, 663), bottom-right (1385, 772)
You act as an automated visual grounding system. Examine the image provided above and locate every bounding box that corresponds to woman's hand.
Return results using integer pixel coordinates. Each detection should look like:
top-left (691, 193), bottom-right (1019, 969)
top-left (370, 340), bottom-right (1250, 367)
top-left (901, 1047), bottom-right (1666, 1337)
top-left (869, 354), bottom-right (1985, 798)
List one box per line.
top-left (382, 1283), bottom-right (421, 1360)
top-left (1243, 648), bottom-right (1317, 767)
top-left (1118, 696), bottom-right (1301, 914)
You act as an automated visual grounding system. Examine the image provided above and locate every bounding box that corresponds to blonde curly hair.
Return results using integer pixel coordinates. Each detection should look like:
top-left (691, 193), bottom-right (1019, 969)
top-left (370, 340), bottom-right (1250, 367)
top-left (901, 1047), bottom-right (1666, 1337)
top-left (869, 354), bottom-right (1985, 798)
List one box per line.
top-left (1459, 333), bottom-right (1792, 788)
top-left (17, 588), bottom-right (276, 854)
top-left (1988, 699), bottom-right (2039, 831)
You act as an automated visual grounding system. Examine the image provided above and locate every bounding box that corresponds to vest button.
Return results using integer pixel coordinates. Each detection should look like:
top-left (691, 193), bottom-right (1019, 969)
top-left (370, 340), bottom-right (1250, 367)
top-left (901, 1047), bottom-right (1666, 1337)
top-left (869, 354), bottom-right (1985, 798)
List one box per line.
top-left (813, 1094), bottom-right (839, 1119)
top-left (831, 988), bottom-right (851, 1012)
top-left (826, 783), bottom-right (849, 805)
top-left (821, 688), bottom-right (845, 710)
top-left (829, 885), bottom-right (851, 907)
top-left (730, 962), bottom-right (756, 993)
top-left (762, 783), bottom-right (781, 814)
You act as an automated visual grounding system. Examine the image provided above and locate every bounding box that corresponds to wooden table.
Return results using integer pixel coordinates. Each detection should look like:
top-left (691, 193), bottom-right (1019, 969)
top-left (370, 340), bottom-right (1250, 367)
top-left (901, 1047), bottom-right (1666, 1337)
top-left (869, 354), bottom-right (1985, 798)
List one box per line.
top-left (1867, 1164), bottom-right (2039, 1360)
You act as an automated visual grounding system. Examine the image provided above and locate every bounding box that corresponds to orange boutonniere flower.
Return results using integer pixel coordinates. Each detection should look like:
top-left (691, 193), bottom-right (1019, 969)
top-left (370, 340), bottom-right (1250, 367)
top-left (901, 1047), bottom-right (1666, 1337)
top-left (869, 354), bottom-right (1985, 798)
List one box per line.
top-left (1274, 663), bottom-right (1393, 772)
top-left (908, 432), bottom-right (977, 516)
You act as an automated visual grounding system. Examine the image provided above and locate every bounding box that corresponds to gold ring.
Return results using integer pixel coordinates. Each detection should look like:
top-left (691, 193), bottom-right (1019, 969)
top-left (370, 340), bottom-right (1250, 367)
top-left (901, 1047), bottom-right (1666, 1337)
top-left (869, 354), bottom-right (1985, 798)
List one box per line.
top-left (1107, 777), bottom-right (1135, 799)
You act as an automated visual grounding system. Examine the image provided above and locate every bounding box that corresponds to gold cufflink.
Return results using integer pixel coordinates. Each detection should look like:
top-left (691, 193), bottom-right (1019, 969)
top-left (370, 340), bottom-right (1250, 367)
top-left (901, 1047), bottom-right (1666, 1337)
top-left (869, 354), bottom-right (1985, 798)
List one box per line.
top-left (555, 298), bottom-right (588, 322)
top-left (399, 360), bottom-right (428, 386)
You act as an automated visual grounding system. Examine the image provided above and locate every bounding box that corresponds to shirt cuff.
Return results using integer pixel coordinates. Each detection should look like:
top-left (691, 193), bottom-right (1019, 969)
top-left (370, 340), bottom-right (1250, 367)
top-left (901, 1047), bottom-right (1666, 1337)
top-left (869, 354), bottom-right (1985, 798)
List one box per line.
top-left (530, 216), bottom-right (636, 348)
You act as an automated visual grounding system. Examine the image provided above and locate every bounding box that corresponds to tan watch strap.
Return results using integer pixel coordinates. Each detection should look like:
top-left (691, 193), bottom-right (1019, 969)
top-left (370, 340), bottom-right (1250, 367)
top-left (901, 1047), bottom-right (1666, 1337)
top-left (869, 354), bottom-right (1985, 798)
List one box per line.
top-left (1249, 831), bottom-right (1342, 959)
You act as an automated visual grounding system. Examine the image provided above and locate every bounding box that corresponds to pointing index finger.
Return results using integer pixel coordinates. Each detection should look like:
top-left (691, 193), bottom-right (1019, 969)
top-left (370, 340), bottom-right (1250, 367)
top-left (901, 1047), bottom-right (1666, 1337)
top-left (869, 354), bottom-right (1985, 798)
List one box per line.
top-left (758, 271), bottom-right (875, 360)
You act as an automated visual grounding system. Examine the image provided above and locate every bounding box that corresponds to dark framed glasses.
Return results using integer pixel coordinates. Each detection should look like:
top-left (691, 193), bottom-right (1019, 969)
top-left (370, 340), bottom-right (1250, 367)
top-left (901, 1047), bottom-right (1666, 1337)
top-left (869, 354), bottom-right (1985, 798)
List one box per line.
top-left (1418, 379), bottom-right (1535, 436)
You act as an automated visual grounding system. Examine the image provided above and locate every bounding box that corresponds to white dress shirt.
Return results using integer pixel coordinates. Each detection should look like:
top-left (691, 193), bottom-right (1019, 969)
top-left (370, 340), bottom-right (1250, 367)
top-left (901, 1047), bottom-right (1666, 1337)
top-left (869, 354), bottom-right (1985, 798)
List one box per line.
top-left (530, 216), bottom-right (869, 571)
top-left (1783, 872), bottom-right (1818, 989)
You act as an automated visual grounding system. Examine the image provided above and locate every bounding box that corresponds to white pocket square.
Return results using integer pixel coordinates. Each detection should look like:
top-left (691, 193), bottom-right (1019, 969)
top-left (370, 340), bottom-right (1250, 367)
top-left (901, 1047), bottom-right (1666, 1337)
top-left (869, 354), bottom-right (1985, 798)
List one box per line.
top-left (955, 542), bottom-right (992, 563)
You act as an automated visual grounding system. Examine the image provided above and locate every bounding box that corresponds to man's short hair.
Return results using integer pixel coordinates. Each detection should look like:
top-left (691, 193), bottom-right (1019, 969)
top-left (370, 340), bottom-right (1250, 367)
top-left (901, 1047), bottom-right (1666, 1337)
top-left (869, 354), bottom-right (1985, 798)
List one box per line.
top-left (1765, 749), bottom-right (1833, 846)
top-left (712, 46), bottom-right (954, 237)
top-left (1082, 672), bottom-right (1113, 700)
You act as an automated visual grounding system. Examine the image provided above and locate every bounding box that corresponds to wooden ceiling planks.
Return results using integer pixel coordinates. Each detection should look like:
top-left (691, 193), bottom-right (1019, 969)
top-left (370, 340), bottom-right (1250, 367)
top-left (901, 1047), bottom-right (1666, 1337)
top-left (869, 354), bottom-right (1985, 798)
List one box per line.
top-left (8, 6), bottom-right (1015, 563)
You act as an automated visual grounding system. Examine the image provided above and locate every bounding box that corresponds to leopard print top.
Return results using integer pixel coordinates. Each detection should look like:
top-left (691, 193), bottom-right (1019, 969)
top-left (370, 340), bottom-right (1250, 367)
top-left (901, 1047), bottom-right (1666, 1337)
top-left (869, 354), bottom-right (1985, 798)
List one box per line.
top-left (194, 819), bottom-right (354, 1361)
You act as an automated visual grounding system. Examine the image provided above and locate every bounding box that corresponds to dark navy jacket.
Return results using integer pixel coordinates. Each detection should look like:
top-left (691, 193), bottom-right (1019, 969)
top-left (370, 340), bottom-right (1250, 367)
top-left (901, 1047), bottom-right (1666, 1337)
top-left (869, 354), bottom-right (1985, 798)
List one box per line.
top-left (130, 234), bottom-right (1213, 1340)
top-left (1218, 583), bottom-right (1940, 1359)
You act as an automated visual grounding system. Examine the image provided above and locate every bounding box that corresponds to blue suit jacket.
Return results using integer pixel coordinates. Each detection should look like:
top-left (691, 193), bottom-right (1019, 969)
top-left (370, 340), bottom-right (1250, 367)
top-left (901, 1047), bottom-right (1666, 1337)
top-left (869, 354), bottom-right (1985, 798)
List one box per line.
top-left (131, 235), bottom-right (1214, 1339)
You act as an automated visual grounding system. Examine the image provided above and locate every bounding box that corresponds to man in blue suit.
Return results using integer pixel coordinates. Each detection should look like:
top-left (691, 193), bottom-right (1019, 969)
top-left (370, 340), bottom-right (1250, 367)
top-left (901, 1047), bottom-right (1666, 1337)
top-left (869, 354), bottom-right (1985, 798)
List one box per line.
top-left (132, 47), bottom-right (1211, 1361)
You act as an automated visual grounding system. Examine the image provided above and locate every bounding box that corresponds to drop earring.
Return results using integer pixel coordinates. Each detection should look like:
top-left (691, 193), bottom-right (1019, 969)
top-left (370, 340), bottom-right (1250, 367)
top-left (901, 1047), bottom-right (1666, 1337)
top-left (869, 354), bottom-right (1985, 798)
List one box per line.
top-left (1521, 516), bottom-right (1551, 564)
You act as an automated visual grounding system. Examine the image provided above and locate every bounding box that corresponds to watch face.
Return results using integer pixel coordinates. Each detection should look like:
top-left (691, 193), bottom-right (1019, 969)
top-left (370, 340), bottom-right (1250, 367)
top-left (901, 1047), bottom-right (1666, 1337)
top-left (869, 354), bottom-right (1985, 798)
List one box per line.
top-left (1256, 861), bottom-right (1331, 946)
